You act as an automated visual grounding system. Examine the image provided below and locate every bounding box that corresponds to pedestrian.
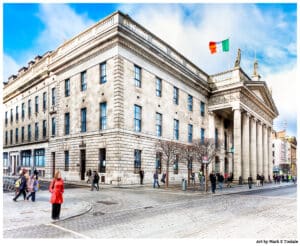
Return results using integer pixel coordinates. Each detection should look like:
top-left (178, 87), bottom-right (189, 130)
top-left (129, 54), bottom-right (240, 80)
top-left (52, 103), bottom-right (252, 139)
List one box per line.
top-left (14, 170), bottom-right (23, 196)
top-left (49, 170), bottom-right (64, 220)
top-left (13, 171), bottom-right (27, 202)
top-left (209, 171), bottom-right (217, 193)
top-left (86, 169), bottom-right (92, 184)
top-left (33, 168), bottom-right (39, 179)
top-left (218, 172), bottom-right (224, 190)
top-left (153, 171), bottom-right (160, 188)
top-left (248, 176), bottom-right (253, 189)
top-left (91, 171), bottom-right (99, 191)
top-left (198, 170), bottom-right (204, 190)
top-left (256, 174), bottom-right (261, 187)
top-left (190, 172), bottom-right (195, 186)
top-left (161, 172), bottom-right (166, 184)
top-left (26, 175), bottom-right (39, 202)
top-left (273, 174), bottom-right (277, 184)
top-left (139, 169), bottom-right (144, 185)
top-left (260, 174), bottom-right (264, 186)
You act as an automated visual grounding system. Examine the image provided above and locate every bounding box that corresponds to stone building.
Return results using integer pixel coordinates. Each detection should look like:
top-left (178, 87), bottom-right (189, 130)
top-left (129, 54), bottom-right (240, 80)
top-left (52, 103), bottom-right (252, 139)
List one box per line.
top-left (3, 11), bottom-right (278, 184)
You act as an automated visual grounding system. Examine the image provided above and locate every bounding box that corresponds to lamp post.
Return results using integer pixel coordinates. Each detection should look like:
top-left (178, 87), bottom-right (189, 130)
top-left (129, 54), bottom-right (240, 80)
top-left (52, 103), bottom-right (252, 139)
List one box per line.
top-left (202, 156), bottom-right (209, 192)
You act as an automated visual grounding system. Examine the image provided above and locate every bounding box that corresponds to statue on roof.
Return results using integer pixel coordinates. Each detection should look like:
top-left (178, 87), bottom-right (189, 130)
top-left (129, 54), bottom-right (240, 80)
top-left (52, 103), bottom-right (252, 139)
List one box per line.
top-left (234, 48), bottom-right (241, 67)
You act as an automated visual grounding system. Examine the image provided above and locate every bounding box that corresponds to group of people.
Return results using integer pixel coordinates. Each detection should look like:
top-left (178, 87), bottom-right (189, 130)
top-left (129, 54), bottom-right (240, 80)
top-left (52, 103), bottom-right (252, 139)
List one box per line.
top-left (273, 174), bottom-right (296, 184)
top-left (208, 171), bottom-right (231, 193)
top-left (86, 169), bottom-right (100, 191)
top-left (13, 168), bottom-right (39, 202)
top-left (152, 170), bottom-right (167, 188)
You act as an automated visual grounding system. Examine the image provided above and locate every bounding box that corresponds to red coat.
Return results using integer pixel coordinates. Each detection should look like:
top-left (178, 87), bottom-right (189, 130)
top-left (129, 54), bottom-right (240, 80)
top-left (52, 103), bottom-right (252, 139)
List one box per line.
top-left (49, 178), bottom-right (64, 204)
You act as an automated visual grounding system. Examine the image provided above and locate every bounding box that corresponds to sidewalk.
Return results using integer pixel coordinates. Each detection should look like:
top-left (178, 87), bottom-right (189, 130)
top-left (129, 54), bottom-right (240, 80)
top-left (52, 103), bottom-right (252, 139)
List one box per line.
top-left (3, 180), bottom-right (295, 231)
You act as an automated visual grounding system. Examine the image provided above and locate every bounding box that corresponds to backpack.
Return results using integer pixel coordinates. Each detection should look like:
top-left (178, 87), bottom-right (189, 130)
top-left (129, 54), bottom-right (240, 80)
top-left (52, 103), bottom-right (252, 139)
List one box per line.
top-left (15, 178), bottom-right (21, 188)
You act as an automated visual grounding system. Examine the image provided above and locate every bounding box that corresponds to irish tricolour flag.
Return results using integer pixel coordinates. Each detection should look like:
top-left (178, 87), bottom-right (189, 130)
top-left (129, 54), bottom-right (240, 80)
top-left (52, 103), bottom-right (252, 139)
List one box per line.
top-left (209, 39), bottom-right (229, 54)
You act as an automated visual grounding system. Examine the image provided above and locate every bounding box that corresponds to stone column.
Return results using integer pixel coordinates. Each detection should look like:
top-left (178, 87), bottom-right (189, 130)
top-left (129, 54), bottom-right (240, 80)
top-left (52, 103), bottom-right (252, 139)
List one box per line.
top-left (268, 127), bottom-right (273, 181)
top-left (208, 111), bottom-right (215, 139)
top-left (233, 107), bottom-right (242, 181)
top-left (257, 121), bottom-right (263, 175)
top-left (263, 124), bottom-right (268, 178)
top-left (250, 117), bottom-right (257, 178)
top-left (242, 112), bottom-right (250, 181)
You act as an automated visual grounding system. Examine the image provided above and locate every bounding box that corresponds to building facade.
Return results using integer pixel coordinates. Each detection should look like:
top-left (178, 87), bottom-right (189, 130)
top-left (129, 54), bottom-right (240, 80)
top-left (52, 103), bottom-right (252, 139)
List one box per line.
top-left (3, 11), bottom-right (279, 184)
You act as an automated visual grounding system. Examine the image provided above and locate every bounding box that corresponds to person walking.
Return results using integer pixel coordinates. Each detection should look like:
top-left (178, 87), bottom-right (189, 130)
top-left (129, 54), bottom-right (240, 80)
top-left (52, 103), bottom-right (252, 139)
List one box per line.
top-left (260, 174), bottom-right (265, 186)
top-left (248, 176), bottom-right (253, 189)
top-left (13, 171), bottom-right (27, 202)
top-left (256, 174), bottom-right (261, 187)
top-left (49, 170), bottom-right (64, 220)
top-left (86, 169), bottom-right (92, 184)
top-left (91, 171), bottom-right (100, 191)
top-left (153, 171), bottom-right (160, 188)
top-left (139, 169), bottom-right (144, 185)
top-left (209, 171), bottom-right (217, 194)
top-left (218, 172), bottom-right (224, 191)
top-left (26, 175), bottom-right (39, 202)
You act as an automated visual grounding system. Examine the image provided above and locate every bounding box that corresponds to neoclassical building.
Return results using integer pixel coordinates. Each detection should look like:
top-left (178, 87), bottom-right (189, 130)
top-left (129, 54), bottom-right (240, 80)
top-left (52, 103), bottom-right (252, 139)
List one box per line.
top-left (3, 11), bottom-right (278, 184)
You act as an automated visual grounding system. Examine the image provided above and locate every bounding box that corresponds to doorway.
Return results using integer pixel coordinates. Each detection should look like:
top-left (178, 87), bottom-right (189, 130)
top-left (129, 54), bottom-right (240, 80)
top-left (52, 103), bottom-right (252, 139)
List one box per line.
top-left (80, 149), bottom-right (86, 180)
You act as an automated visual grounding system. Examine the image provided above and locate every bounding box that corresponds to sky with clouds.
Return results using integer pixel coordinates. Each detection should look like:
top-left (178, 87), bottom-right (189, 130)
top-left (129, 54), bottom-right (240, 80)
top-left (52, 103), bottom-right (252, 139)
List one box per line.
top-left (3, 3), bottom-right (297, 137)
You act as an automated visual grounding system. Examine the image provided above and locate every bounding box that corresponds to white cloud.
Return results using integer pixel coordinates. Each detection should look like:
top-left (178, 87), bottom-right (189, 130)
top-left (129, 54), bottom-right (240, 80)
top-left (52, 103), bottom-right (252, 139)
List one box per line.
top-left (3, 54), bottom-right (21, 82)
top-left (36, 4), bottom-right (94, 52)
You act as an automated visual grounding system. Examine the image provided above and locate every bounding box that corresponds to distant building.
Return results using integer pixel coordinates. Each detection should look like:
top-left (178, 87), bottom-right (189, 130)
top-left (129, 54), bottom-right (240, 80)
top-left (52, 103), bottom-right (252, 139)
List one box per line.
top-left (3, 11), bottom-right (278, 184)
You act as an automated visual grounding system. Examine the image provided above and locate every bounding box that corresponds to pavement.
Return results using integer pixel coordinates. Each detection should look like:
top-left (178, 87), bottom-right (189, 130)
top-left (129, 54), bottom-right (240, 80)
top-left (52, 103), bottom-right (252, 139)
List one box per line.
top-left (3, 180), bottom-right (296, 232)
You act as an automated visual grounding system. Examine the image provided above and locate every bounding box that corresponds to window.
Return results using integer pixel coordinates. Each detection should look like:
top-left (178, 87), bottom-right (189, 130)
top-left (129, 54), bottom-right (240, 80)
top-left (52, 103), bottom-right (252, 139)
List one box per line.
top-left (10, 130), bottom-right (13, 144)
top-left (134, 105), bottom-right (142, 132)
top-left (35, 122), bottom-right (39, 140)
top-left (28, 100), bottom-right (31, 118)
top-left (21, 150), bottom-right (31, 166)
top-left (81, 108), bottom-right (87, 132)
top-left (5, 131), bottom-right (8, 145)
top-left (43, 120), bottom-right (47, 138)
top-left (134, 149), bottom-right (142, 173)
top-left (28, 125), bottom-right (31, 141)
top-left (3, 153), bottom-right (8, 167)
top-left (215, 128), bottom-right (219, 147)
top-left (188, 95), bottom-right (193, 111)
top-left (10, 108), bottom-right (13, 123)
top-left (156, 152), bottom-right (162, 174)
top-left (173, 155), bottom-right (179, 174)
top-left (134, 65), bottom-right (141, 88)
top-left (64, 151), bottom-right (69, 171)
top-left (22, 103), bottom-right (25, 120)
top-left (81, 71), bottom-right (87, 91)
top-left (65, 78), bottom-right (70, 97)
top-left (21, 127), bottom-right (24, 142)
top-left (224, 131), bottom-right (227, 150)
top-left (173, 86), bottom-right (179, 105)
top-left (16, 106), bottom-right (19, 121)
top-left (156, 77), bottom-right (162, 97)
top-left (188, 124), bottom-right (193, 143)
top-left (215, 156), bottom-right (220, 172)
top-left (35, 96), bottom-right (39, 113)
top-left (99, 148), bottom-right (106, 173)
top-left (200, 101), bottom-right (205, 117)
top-left (156, 113), bottom-right (162, 137)
top-left (43, 92), bottom-right (47, 111)
top-left (15, 128), bottom-right (18, 143)
top-left (100, 102), bottom-right (107, 130)
top-left (65, 113), bottom-right (70, 135)
top-left (100, 62), bottom-right (107, 84)
top-left (174, 119), bottom-right (179, 140)
top-left (5, 111), bottom-right (8, 125)
top-left (34, 149), bottom-right (45, 167)
top-left (52, 88), bottom-right (56, 106)
top-left (51, 117), bottom-right (56, 136)
top-left (201, 128), bottom-right (205, 144)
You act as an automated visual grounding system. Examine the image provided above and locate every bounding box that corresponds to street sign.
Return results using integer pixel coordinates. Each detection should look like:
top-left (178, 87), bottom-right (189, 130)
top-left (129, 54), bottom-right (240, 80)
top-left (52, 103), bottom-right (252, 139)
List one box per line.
top-left (202, 156), bottom-right (208, 164)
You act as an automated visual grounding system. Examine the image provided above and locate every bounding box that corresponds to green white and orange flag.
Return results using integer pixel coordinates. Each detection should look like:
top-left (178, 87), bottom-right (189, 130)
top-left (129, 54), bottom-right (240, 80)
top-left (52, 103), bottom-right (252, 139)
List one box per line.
top-left (209, 39), bottom-right (229, 54)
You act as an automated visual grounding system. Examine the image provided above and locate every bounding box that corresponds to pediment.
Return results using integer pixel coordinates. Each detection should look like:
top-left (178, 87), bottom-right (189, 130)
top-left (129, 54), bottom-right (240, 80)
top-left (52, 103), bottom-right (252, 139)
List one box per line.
top-left (245, 81), bottom-right (279, 116)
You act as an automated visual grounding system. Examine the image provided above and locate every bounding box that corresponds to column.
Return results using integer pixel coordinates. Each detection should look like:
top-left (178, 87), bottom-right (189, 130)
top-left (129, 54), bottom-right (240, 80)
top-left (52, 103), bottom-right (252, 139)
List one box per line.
top-left (257, 121), bottom-right (263, 175)
top-left (208, 111), bottom-right (215, 139)
top-left (233, 107), bottom-right (242, 181)
top-left (242, 112), bottom-right (250, 181)
top-left (263, 124), bottom-right (268, 178)
top-left (268, 127), bottom-right (273, 181)
top-left (250, 117), bottom-right (257, 178)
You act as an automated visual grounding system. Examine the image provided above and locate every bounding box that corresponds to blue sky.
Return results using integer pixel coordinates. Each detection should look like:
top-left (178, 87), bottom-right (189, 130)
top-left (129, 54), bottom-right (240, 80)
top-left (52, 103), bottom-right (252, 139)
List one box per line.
top-left (3, 3), bottom-right (297, 137)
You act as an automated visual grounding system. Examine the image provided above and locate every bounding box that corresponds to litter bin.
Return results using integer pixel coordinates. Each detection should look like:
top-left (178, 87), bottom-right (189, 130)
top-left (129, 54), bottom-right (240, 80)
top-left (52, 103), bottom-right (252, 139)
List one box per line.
top-left (182, 178), bottom-right (187, 191)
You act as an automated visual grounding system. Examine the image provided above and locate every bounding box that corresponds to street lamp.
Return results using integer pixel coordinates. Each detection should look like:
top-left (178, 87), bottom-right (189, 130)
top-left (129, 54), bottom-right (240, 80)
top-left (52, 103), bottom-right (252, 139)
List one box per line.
top-left (202, 156), bottom-right (209, 192)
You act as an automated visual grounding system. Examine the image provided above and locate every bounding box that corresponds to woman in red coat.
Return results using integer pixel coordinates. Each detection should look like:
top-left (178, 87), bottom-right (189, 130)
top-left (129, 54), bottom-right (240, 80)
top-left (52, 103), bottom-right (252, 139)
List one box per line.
top-left (49, 170), bottom-right (64, 220)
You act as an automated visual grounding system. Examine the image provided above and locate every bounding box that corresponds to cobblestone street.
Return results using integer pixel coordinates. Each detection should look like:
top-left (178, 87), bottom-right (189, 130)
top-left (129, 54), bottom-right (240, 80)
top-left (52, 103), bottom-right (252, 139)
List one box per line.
top-left (3, 184), bottom-right (297, 239)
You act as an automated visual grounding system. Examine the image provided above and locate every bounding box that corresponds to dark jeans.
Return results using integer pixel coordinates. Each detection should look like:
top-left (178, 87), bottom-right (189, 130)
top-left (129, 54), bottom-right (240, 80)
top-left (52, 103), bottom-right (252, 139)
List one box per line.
top-left (13, 189), bottom-right (26, 201)
top-left (153, 179), bottom-right (160, 188)
top-left (211, 182), bottom-right (216, 193)
top-left (91, 182), bottom-right (99, 191)
top-left (52, 203), bottom-right (61, 220)
top-left (27, 191), bottom-right (36, 201)
top-left (140, 177), bottom-right (144, 185)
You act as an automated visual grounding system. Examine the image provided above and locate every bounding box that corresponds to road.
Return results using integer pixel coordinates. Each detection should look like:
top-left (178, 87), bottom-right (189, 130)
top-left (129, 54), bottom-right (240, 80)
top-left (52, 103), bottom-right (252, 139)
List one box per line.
top-left (3, 185), bottom-right (297, 239)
